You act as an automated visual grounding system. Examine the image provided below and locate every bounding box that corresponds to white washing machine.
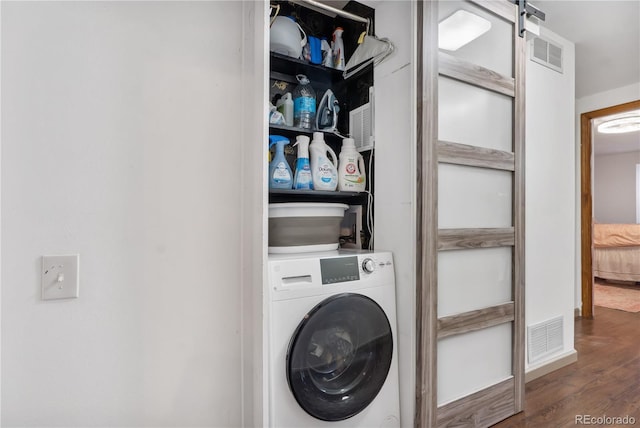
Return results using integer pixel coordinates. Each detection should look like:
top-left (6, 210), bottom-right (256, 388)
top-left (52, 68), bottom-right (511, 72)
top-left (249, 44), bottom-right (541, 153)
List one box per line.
top-left (266, 250), bottom-right (400, 428)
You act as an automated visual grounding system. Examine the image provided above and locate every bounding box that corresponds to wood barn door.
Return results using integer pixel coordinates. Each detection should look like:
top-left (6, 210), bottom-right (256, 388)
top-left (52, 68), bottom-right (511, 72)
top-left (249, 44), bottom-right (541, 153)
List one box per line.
top-left (417, 1), bottom-right (526, 426)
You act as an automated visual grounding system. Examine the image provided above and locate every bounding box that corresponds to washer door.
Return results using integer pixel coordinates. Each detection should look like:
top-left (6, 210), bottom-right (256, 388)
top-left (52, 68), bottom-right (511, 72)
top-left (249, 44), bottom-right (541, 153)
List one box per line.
top-left (286, 293), bottom-right (393, 421)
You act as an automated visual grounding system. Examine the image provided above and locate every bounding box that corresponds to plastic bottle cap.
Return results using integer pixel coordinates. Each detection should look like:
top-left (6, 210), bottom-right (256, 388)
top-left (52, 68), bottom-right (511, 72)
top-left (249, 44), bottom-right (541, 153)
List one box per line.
top-left (312, 132), bottom-right (324, 141)
top-left (296, 74), bottom-right (310, 84)
top-left (342, 138), bottom-right (356, 147)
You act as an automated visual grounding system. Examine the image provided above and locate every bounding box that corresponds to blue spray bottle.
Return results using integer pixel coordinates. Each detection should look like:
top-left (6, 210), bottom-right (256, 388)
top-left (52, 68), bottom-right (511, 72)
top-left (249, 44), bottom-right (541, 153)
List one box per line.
top-left (269, 135), bottom-right (293, 189)
top-left (293, 135), bottom-right (313, 190)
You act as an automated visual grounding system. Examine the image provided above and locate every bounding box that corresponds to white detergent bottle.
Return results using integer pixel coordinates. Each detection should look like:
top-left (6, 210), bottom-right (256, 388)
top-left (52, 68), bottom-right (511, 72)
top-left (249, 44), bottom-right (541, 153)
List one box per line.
top-left (276, 92), bottom-right (294, 126)
top-left (309, 132), bottom-right (338, 191)
top-left (338, 138), bottom-right (366, 192)
top-left (332, 27), bottom-right (346, 71)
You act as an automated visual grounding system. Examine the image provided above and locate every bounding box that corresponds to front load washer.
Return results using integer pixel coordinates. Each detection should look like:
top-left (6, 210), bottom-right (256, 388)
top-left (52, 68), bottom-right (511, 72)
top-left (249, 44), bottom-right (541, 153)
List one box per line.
top-left (266, 250), bottom-right (400, 428)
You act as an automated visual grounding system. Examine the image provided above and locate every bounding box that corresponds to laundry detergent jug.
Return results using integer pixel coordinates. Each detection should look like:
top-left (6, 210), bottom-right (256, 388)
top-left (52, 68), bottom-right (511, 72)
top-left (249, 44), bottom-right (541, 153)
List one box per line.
top-left (338, 138), bottom-right (366, 192)
top-left (270, 16), bottom-right (307, 59)
top-left (309, 132), bottom-right (338, 191)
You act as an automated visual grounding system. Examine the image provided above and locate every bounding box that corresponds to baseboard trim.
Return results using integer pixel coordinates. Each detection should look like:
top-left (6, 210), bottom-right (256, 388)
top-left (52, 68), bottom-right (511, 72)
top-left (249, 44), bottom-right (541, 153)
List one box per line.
top-left (525, 350), bottom-right (578, 383)
top-left (575, 307), bottom-right (581, 318)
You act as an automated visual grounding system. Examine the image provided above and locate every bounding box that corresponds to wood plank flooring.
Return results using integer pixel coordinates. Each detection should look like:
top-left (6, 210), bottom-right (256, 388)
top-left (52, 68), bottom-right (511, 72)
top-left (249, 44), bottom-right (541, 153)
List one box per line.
top-left (493, 306), bottom-right (640, 427)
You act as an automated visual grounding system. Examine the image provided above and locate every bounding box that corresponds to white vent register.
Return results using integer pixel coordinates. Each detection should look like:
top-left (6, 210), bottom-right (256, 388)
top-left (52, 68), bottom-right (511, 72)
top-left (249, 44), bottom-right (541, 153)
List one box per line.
top-left (530, 36), bottom-right (563, 73)
top-left (349, 87), bottom-right (375, 152)
top-left (528, 315), bottom-right (564, 363)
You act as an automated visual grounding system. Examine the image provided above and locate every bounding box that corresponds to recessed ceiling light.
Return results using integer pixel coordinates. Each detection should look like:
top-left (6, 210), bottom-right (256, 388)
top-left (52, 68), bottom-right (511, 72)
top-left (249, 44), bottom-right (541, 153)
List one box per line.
top-left (597, 116), bottom-right (640, 134)
top-left (439, 10), bottom-right (492, 51)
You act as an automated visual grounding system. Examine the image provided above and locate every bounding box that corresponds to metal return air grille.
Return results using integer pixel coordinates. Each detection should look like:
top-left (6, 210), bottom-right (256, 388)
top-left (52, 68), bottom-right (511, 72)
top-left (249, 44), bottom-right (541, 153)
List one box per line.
top-left (350, 103), bottom-right (373, 152)
top-left (527, 315), bottom-right (564, 363)
top-left (530, 36), bottom-right (563, 73)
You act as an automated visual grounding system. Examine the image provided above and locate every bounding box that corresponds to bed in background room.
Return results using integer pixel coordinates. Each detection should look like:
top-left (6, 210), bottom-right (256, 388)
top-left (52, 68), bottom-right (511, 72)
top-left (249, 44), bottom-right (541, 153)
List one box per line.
top-left (593, 223), bottom-right (640, 283)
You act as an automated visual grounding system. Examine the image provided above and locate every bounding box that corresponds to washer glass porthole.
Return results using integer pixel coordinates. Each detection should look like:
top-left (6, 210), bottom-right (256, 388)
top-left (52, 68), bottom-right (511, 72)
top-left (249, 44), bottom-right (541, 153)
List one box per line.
top-left (286, 293), bottom-right (393, 421)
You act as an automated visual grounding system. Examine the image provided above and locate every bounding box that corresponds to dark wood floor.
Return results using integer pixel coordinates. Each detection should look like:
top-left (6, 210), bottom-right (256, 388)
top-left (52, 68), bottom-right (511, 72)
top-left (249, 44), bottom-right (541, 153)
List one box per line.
top-left (493, 306), bottom-right (640, 427)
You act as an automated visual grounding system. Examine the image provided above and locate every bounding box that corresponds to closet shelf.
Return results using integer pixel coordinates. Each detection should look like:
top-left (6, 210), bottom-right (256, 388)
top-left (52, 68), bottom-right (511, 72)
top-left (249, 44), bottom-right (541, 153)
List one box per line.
top-left (269, 189), bottom-right (366, 205)
top-left (270, 52), bottom-right (344, 85)
top-left (268, 124), bottom-right (345, 142)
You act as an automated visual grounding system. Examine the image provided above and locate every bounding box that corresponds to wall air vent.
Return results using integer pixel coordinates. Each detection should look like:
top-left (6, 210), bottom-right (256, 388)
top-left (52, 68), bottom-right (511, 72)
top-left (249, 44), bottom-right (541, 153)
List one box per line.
top-left (527, 315), bottom-right (564, 363)
top-left (349, 87), bottom-right (375, 152)
top-left (530, 36), bottom-right (563, 73)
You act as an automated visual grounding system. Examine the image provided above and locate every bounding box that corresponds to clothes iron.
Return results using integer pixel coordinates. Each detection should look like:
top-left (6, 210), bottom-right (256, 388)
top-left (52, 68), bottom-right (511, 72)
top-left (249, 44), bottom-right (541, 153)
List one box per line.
top-left (315, 89), bottom-right (340, 132)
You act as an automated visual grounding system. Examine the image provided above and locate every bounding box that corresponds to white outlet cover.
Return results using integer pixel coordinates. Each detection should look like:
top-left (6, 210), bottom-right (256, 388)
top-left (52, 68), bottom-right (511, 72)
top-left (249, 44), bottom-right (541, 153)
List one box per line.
top-left (42, 254), bottom-right (79, 300)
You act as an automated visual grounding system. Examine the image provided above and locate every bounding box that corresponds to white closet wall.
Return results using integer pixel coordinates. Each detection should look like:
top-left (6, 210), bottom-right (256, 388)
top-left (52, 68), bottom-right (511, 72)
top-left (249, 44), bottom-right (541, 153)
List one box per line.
top-left (2, 2), bottom-right (245, 426)
top-left (525, 27), bottom-right (576, 372)
top-left (366, 1), bottom-right (417, 425)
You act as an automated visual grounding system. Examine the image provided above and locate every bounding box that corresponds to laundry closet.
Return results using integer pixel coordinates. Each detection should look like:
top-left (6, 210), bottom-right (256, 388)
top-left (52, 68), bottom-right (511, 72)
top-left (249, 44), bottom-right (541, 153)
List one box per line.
top-left (267, 0), bottom-right (377, 251)
top-left (240, 1), bottom-right (416, 427)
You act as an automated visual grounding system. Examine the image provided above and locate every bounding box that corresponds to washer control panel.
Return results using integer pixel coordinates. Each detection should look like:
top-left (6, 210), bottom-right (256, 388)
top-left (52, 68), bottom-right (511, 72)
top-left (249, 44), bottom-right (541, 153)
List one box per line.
top-left (269, 251), bottom-right (394, 297)
top-left (318, 252), bottom-right (393, 285)
top-left (320, 256), bottom-right (360, 285)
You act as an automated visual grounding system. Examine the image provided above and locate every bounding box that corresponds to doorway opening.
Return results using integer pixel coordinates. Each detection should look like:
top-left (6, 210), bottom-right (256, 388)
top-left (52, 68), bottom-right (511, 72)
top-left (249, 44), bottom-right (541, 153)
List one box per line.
top-left (580, 99), bottom-right (640, 318)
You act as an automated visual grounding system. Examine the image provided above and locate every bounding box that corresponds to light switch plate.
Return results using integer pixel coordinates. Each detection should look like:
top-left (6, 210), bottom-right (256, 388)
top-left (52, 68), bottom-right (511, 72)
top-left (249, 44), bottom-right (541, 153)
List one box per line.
top-left (42, 254), bottom-right (79, 300)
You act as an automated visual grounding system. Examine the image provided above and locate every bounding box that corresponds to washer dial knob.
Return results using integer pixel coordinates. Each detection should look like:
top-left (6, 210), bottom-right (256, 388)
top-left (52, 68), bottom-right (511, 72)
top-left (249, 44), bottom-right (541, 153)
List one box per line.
top-left (362, 258), bottom-right (376, 273)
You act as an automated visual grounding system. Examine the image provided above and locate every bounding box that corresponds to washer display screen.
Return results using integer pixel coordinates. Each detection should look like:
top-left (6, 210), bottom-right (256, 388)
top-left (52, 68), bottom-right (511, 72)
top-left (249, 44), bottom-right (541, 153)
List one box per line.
top-left (320, 256), bottom-right (360, 284)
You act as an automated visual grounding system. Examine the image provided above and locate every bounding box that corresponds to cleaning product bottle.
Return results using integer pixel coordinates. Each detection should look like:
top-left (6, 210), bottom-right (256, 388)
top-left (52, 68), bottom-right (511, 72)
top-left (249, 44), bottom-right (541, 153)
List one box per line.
top-left (338, 138), bottom-right (366, 192)
top-left (309, 132), bottom-right (338, 191)
top-left (276, 92), bottom-right (294, 126)
top-left (321, 37), bottom-right (333, 68)
top-left (293, 135), bottom-right (313, 190)
top-left (293, 74), bottom-right (316, 129)
top-left (268, 135), bottom-right (293, 189)
top-left (332, 27), bottom-right (346, 71)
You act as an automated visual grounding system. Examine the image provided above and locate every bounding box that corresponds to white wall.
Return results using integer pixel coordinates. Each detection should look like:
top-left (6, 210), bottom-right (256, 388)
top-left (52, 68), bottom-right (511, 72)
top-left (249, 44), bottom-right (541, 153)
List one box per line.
top-left (575, 82), bottom-right (640, 309)
top-left (0, 2), bottom-right (3, 422)
top-left (240, 2), bottom-right (269, 427)
top-left (2, 2), bottom-right (244, 426)
top-left (576, 82), bottom-right (640, 116)
top-left (368, 1), bottom-right (416, 425)
top-left (594, 151), bottom-right (640, 223)
top-left (525, 28), bottom-right (577, 371)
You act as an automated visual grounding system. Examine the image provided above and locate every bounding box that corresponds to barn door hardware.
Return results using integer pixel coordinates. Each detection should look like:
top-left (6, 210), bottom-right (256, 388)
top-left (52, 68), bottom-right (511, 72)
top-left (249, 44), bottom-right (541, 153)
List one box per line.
top-left (509, 0), bottom-right (546, 37)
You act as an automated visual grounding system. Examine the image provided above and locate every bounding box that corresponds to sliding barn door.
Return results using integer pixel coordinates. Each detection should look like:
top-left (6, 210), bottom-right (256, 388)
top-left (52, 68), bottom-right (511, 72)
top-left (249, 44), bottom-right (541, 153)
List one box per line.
top-left (417, 0), bottom-right (525, 426)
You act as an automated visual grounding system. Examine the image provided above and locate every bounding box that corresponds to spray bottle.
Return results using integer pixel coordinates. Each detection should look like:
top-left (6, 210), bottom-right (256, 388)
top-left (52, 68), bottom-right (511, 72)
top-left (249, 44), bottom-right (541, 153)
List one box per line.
top-left (268, 135), bottom-right (293, 189)
top-left (293, 135), bottom-right (313, 190)
top-left (309, 132), bottom-right (338, 191)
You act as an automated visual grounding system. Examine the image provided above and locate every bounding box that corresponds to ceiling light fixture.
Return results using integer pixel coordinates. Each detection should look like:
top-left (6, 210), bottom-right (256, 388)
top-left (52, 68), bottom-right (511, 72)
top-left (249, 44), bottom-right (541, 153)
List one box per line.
top-left (439, 10), bottom-right (492, 51)
top-left (597, 116), bottom-right (640, 134)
